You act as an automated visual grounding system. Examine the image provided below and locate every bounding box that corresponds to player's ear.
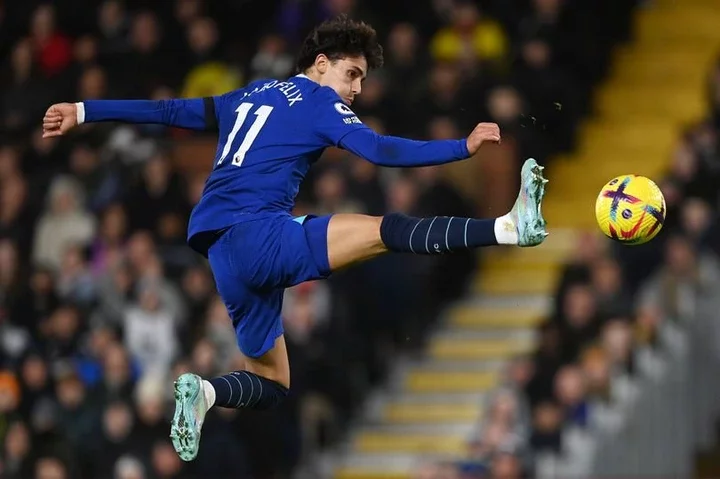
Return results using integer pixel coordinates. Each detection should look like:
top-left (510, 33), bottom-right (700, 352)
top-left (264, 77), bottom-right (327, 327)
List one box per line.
top-left (314, 54), bottom-right (329, 74)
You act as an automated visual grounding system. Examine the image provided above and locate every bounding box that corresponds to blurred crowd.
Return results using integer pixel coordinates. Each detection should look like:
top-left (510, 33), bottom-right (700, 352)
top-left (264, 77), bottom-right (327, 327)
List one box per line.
top-left (0, 0), bottom-right (650, 478)
top-left (411, 28), bottom-right (720, 479)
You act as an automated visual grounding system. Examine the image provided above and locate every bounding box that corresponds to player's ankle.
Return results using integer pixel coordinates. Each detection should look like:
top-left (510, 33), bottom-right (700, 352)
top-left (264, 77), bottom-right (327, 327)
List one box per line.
top-left (494, 214), bottom-right (518, 245)
top-left (202, 379), bottom-right (217, 408)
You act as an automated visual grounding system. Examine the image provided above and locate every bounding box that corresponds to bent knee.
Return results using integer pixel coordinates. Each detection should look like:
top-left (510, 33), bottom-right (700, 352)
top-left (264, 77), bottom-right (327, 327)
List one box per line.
top-left (243, 336), bottom-right (291, 389)
top-left (244, 360), bottom-right (290, 389)
top-left (241, 370), bottom-right (291, 409)
top-left (260, 376), bottom-right (290, 409)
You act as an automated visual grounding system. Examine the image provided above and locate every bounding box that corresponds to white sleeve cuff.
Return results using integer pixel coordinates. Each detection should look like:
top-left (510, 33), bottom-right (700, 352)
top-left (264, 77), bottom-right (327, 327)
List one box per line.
top-left (75, 102), bottom-right (85, 125)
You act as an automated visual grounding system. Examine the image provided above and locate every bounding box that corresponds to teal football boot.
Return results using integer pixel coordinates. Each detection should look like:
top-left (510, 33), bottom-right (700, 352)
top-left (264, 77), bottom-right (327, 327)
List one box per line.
top-left (511, 158), bottom-right (549, 247)
top-left (169, 373), bottom-right (209, 462)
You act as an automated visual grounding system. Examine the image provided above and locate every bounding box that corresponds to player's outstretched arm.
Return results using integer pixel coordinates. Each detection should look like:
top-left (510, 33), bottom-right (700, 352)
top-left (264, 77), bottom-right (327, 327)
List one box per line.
top-left (42, 97), bottom-right (219, 138)
top-left (337, 122), bottom-right (500, 168)
top-left (314, 89), bottom-right (500, 167)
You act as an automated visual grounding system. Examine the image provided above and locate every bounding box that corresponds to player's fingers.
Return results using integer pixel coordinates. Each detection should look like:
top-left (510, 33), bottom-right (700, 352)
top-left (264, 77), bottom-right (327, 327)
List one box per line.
top-left (43, 128), bottom-right (63, 138)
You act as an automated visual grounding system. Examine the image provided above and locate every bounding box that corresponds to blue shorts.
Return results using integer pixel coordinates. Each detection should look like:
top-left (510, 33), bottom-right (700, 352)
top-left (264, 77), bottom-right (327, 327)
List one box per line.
top-left (207, 214), bottom-right (332, 358)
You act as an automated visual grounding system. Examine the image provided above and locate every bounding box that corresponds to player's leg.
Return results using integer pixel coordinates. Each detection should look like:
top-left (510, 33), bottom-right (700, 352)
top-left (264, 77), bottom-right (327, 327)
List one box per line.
top-left (171, 226), bottom-right (292, 462)
top-left (327, 158), bottom-right (549, 270)
top-left (171, 335), bottom-right (290, 462)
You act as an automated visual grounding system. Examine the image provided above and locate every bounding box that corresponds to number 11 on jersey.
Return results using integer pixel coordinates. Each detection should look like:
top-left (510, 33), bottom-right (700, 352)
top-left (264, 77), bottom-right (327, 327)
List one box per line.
top-left (217, 103), bottom-right (274, 168)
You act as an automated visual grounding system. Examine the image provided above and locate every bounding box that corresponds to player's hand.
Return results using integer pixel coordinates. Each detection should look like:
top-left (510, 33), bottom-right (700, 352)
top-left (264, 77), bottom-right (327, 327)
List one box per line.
top-left (42, 103), bottom-right (78, 138)
top-left (465, 122), bottom-right (501, 155)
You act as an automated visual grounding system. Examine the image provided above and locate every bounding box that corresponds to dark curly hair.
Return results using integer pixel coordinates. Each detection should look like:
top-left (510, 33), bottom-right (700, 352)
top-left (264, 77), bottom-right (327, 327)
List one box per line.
top-left (295, 15), bottom-right (384, 74)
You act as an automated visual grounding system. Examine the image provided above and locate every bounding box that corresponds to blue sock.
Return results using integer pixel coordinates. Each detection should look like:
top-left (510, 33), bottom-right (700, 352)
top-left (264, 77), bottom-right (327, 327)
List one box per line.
top-left (209, 371), bottom-right (289, 410)
top-left (380, 213), bottom-right (503, 254)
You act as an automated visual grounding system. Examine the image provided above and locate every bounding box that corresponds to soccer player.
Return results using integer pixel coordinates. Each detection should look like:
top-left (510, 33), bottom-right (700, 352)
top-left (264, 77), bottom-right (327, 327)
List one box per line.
top-left (42, 16), bottom-right (548, 461)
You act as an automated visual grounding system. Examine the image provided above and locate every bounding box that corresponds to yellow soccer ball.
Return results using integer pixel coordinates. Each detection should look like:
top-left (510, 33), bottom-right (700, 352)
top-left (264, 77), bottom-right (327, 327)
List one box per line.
top-left (595, 175), bottom-right (666, 245)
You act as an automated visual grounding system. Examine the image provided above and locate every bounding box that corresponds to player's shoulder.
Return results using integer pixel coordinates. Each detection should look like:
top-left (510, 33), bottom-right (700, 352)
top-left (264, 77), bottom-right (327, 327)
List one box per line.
top-left (288, 74), bottom-right (339, 102)
top-left (298, 81), bottom-right (358, 118)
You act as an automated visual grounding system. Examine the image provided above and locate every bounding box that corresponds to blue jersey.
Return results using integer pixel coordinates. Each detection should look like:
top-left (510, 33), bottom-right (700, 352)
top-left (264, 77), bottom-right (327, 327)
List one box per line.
top-left (80, 74), bottom-right (471, 256)
top-left (188, 75), bottom-right (369, 245)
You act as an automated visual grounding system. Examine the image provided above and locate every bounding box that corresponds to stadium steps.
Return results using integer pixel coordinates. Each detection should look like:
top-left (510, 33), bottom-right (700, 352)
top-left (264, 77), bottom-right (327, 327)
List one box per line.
top-left (329, 231), bottom-right (570, 479)
top-left (543, 0), bottom-right (720, 230)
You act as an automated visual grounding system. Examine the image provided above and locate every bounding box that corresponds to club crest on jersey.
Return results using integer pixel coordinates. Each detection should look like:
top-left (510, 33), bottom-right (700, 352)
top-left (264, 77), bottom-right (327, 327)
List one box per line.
top-left (334, 102), bottom-right (355, 115)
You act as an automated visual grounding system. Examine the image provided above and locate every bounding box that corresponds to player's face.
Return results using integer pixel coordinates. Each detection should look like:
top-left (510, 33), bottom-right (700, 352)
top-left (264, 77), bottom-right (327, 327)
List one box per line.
top-left (316, 55), bottom-right (367, 105)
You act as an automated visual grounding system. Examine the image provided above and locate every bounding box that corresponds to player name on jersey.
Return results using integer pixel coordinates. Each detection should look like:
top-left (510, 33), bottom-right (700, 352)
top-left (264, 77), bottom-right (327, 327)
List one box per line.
top-left (240, 79), bottom-right (304, 106)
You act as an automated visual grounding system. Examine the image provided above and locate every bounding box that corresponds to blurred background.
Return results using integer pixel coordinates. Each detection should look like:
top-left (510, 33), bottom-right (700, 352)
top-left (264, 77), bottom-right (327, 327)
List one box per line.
top-left (1, 0), bottom-right (720, 478)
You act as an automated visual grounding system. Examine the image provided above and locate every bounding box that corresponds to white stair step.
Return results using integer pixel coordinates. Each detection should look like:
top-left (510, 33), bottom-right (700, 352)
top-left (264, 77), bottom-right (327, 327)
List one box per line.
top-left (434, 328), bottom-right (536, 342)
top-left (458, 294), bottom-right (552, 310)
top-left (356, 422), bottom-right (477, 436)
top-left (409, 358), bottom-right (507, 372)
top-left (381, 391), bottom-right (488, 404)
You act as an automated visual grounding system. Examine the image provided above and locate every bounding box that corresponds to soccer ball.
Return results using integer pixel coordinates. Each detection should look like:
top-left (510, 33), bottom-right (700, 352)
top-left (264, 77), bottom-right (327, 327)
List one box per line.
top-left (595, 174), bottom-right (666, 245)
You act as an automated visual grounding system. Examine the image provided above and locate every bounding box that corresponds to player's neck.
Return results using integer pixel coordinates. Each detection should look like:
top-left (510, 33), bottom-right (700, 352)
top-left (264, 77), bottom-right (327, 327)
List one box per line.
top-left (302, 69), bottom-right (322, 84)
